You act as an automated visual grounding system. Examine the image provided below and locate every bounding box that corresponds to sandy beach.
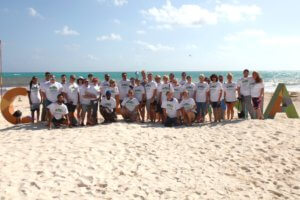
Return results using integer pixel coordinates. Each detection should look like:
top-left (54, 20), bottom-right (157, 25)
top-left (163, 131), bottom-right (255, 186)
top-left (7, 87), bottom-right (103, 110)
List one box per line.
top-left (0, 92), bottom-right (300, 199)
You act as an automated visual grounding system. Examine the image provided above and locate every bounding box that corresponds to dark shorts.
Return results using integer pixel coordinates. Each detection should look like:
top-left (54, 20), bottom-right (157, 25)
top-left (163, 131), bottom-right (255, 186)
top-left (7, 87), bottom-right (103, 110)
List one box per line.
top-left (211, 102), bottom-right (221, 109)
top-left (196, 102), bottom-right (207, 116)
top-left (52, 117), bottom-right (65, 126)
top-left (164, 117), bottom-right (178, 127)
top-left (156, 102), bottom-right (163, 114)
top-left (226, 101), bottom-right (236, 104)
top-left (66, 103), bottom-right (76, 112)
top-left (30, 103), bottom-right (40, 111)
top-left (252, 98), bottom-right (260, 109)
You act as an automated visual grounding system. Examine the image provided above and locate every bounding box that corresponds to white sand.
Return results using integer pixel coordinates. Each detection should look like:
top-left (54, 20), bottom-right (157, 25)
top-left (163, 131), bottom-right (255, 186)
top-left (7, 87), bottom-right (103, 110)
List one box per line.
top-left (0, 93), bottom-right (300, 199)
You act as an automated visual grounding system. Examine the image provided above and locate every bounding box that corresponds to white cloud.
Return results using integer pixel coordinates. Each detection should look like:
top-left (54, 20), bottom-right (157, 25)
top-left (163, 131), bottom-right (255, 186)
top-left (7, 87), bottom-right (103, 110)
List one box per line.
top-left (96, 33), bottom-right (122, 41)
top-left (28, 7), bottom-right (43, 19)
top-left (136, 30), bottom-right (146, 34)
top-left (54, 26), bottom-right (80, 36)
top-left (113, 0), bottom-right (128, 6)
top-left (87, 54), bottom-right (98, 60)
top-left (64, 44), bottom-right (80, 51)
top-left (142, 0), bottom-right (261, 28)
top-left (142, 0), bottom-right (218, 27)
top-left (215, 4), bottom-right (261, 22)
top-left (135, 40), bottom-right (174, 52)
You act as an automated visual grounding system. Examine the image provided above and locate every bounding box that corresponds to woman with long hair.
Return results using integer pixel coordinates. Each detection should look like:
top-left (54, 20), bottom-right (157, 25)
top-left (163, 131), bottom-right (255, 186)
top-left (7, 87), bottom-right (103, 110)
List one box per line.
top-left (224, 73), bottom-right (237, 120)
top-left (251, 71), bottom-right (264, 119)
top-left (28, 76), bottom-right (41, 123)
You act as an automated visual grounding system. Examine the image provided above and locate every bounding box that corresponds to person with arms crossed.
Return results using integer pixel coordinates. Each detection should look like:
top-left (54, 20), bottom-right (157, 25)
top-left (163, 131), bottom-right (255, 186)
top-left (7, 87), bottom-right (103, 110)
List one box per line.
top-left (87, 78), bottom-right (101, 125)
top-left (182, 76), bottom-right (195, 99)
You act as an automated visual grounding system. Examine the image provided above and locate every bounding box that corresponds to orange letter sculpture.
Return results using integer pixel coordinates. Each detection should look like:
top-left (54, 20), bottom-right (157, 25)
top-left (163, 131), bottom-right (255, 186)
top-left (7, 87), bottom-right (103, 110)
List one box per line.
top-left (1, 87), bottom-right (32, 124)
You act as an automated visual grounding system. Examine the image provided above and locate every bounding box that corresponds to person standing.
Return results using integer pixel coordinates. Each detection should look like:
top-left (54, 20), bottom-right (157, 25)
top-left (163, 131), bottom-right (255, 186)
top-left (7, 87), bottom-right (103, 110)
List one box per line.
top-left (182, 76), bottom-right (195, 99)
top-left (179, 72), bottom-right (187, 86)
top-left (27, 76), bottom-right (42, 123)
top-left (194, 74), bottom-right (209, 123)
top-left (40, 72), bottom-right (51, 121)
top-left (134, 79), bottom-right (146, 122)
top-left (61, 74), bottom-right (67, 85)
top-left (118, 72), bottom-right (131, 105)
top-left (224, 73), bottom-right (237, 120)
top-left (79, 79), bottom-right (92, 126)
top-left (208, 74), bottom-right (223, 122)
top-left (87, 78), bottom-right (101, 125)
top-left (100, 74), bottom-right (111, 96)
top-left (158, 75), bottom-right (174, 123)
top-left (62, 75), bottom-right (79, 126)
top-left (144, 73), bottom-right (157, 122)
top-left (237, 69), bottom-right (254, 119)
top-left (251, 71), bottom-right (264, 119)
top-left (173, 79), bottom-right (182, 102)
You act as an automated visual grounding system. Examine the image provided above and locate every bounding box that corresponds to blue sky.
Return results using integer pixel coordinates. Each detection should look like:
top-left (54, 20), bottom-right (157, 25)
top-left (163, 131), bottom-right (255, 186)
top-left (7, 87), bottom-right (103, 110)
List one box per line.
top-left (1, 0), bottom-right (300, 72)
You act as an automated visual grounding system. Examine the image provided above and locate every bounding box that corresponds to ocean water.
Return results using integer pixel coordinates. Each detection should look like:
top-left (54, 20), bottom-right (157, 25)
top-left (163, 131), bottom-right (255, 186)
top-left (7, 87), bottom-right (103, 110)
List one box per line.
top-left (1, 71), bottom-right (300, 92)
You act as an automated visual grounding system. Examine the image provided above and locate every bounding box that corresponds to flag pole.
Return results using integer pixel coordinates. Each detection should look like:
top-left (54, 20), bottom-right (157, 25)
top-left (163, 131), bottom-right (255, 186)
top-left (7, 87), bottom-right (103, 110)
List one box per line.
top-left (0, 40), bottom-right (3, 99)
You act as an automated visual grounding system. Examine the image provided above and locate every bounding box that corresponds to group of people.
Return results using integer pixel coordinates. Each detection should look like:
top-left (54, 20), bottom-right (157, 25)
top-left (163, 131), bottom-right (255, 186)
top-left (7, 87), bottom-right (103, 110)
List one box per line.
top-left (27, 69), bottom-right (264, 128)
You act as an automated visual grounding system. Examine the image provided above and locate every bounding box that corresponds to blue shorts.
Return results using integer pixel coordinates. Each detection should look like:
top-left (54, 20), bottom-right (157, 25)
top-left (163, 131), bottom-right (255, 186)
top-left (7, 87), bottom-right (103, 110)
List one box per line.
top-left (196, 102), bottom-right (207, 116)
top-left (221, 99), bottom-right (226, 111)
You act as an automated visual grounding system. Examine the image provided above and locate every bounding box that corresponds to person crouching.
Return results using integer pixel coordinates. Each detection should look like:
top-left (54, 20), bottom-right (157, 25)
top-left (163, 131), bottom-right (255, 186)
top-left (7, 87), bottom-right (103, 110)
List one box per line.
top-left (47, 94), bottom-right (70, 129)
top-left (100, 90), bottom-right (117, 123)
top-left (121, 89), bottom-right (140, 122)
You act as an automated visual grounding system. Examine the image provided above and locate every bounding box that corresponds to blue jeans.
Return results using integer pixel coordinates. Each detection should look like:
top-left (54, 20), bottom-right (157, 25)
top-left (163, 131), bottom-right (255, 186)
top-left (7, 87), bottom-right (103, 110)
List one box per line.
top-left (196, 102), bottom-right (207, 117)
top-left (90, 100), bottom-right (98, 123)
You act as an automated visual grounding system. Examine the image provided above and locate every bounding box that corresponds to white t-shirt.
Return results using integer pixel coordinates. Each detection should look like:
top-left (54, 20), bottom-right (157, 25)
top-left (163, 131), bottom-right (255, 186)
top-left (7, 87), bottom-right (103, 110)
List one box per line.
top-left (28, 84), bottom-right (41, 104)
top-left (79, 85), bottom-right (91, 105)
top-left (63, 82), bottom-right (79, 105)
top-left (251, 82), bottom-right (264, 98)
top-left (161, 98), bottom-right (180, 118)
top-left (40, 80), bottom-right (50, 93)
top-left (48, 102), bottom-right (68, 120)
top-left (173, 85), bottom-right (182, 101)
top-left (182, 83), bottom-right (196, 98)
top-left (237, 77), bottom-right (254, 96)
top-left (105, 87), bottom-right (119, 98)
top-left (100, 81), bottom-right (110, 95)
top-left (45, 82), bottom-right (63, 103)
top-left (145, 80), bottom-right (157, 100)
top-left (88, 84), bottom-right (100, 100)
top-left (101, 97), bottom-right (116, 111)
top-left (121, 97), bottom-right (140, 112)
top-left (195, 82), bottom-right (209, 103)
top-left (224, 82), bottom-right (237, 102)
top-left (179, 79), bottom-right (187, 86)
top-left (158, 83), bottom-right (174, 102)
top-left (209, 82), bottom-right (223, 102)
top-left (180, 98), bottom-right (196, 111)
top-left (133, 85), bottom-right (145, 102)
top-left (118, 80), bottom-right (131, 100)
